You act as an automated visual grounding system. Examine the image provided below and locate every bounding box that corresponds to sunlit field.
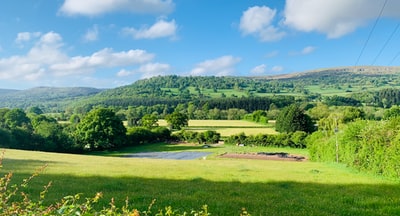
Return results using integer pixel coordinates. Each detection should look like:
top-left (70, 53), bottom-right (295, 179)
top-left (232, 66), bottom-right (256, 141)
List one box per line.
top-left (158, 119), bottom-right (277, 136)
top-left (1, 145), bottom-right (399, 215)
top-left (158, 119), bottom-right (267, 127)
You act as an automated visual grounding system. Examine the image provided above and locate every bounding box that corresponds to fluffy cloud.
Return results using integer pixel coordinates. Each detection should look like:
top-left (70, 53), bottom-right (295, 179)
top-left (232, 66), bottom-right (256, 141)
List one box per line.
top-left (59, 0), bottom-right (174, 16)
top-left (50, 48), bottom-right (154, 76)
top-left (117, 63), bottom-right (171, 79)
top-left (239, 6), bottom-right (285, 42)
top-left (250, 64), bottom-right (284, 75)
top-left (123, 19), bottom-right (177, 39)
top-left (240, 1), bottom-right (400, 41)
top-left (190, 56), bottom-right (241, 76)
top-left (0, 31), bottom-right (155, 86)
top-left (251, 64), bottom-right (267, 74)
top-left (284, 0), bottom-right (400, 38)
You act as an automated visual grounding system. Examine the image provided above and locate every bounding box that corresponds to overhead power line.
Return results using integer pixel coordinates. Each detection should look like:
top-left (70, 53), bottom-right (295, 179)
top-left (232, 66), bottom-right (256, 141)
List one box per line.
top-left (389, 50), bottom-right (400, 65)
top-left (355, 0), bottom-right (388, 66)
top-left (372, 22), bottom-right (400, 65)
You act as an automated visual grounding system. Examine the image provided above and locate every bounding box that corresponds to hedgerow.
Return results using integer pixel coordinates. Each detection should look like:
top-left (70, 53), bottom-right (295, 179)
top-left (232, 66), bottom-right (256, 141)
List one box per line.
top-left (307, 118), bottom-right (400, 178)
top-left (224, 131), bottom-right (308, 148)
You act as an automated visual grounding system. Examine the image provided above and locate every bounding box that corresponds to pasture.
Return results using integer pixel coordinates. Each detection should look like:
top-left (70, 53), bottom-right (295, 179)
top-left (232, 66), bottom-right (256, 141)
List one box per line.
top-left (159, 119), bottom-right (277, 136)
top-left (1, 144), bottom-right (399, 215)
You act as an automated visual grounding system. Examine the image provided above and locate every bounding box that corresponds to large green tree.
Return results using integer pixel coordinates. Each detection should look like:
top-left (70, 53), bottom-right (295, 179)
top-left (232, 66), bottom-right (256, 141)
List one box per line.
top-left (165, 112), bottom-right (188, 130)
top-left (140, 114), bottom-right (159, 128)
top-left (74, 108), bottom-right (127, 151)
top-left (4, 108), bottom-right (32, 130)
top-left (275, 104), bottom-right (315, 133)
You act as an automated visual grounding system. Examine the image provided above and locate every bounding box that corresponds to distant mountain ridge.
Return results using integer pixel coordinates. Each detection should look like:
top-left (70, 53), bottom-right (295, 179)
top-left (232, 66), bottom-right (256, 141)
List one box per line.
top-left (0, 86), bottom-right (104, 111)
top-left (260, 66), bottom-right (400, 80)
top-left (0, 89), bottom-right (19, 95)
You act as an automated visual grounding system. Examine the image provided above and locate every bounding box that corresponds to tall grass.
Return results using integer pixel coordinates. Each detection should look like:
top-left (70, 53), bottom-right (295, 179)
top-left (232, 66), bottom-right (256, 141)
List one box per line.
top-left (1, 147), bottom-right (399, 215)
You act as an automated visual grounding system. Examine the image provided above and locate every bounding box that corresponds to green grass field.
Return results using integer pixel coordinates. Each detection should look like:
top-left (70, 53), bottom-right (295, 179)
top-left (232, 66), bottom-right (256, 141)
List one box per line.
top-left (1, 144), bottom-right (399, 215)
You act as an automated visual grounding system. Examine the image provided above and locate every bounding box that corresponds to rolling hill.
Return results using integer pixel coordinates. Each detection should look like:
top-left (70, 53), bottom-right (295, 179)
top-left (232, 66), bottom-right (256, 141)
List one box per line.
top-left (0, 87), bottom-right (104, 112)
top-left (1, 66), bottom-right (400, 112)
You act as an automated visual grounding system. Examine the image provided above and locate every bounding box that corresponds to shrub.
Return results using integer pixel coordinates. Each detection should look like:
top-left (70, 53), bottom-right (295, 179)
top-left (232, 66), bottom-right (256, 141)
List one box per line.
top-left (127, 127), bottom-right (171, 146)
top-left (174, 130), bottom-right (221, 144)
top-left (308, 118), bottom-right (400, 178)
top-left (225, 132), bottom-right (307, 148)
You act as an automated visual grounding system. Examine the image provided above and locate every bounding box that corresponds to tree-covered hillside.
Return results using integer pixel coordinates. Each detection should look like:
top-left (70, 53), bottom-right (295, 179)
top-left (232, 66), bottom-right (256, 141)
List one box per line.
top-left (1, 66), bottom-right (400, 112)
top-left (0, 87), bottom-right (103, 112)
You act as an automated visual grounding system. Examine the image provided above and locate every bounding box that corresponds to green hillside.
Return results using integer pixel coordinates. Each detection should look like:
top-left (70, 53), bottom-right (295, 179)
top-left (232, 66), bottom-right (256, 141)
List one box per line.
top-left (70, 66), bottom-right (400, 108)
top-left (2, 66), bottom-right (400, 112)
top-left (0, 87), bottom-right (103, 112)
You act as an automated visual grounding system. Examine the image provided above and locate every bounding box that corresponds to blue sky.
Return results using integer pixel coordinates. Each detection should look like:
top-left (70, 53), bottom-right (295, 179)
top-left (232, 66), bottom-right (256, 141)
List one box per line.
top-left (0, 0), bottom-right (400, 89)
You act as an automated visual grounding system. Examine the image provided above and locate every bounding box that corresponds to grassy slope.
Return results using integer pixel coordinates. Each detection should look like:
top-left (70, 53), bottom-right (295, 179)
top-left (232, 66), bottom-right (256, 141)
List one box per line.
top-left (1, 147), bottom-right (399, 215)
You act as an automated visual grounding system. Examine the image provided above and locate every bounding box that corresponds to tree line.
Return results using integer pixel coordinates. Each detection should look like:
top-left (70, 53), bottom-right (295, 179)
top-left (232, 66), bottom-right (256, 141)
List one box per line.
top-left (0, 107), bottom-right (222, 153)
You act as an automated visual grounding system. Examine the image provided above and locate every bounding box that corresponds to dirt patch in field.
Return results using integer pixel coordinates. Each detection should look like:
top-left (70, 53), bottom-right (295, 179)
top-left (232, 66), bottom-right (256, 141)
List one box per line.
top-left (219, 152), bottom-right (307, 162)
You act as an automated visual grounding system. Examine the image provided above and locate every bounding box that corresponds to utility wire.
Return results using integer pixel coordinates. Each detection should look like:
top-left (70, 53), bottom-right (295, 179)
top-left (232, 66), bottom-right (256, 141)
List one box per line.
top-left (355, 0), bottom-right (388, 66)
top-left (372, 22), bottom-right (400, 65)
top-left (389, 50), bottom-right (400, 65)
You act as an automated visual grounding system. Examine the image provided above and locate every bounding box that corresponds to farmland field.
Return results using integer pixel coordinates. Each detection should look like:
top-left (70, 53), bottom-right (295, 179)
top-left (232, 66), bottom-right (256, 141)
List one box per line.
top-left (1, 145), bottom-right (399, 215)
top-left (159, 119), bottom-right (277, 136)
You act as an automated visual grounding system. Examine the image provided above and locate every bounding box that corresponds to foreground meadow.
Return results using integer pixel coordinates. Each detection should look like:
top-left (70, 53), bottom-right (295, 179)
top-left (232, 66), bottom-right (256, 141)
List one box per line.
top-left (1, 146), bottom-right (399, 215)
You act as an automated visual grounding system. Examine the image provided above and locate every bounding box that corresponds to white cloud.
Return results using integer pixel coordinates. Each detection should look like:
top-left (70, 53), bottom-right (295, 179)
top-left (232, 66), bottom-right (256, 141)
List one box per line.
top-left (50, 48), bottom-right (154, 76)
top-left (190, 56), bottom-right (241, 76)
top-left (83, 25), bottom-right (99, 42)
top-left (0, 32), bottom-right (66, 81)
top-left (283, 0), bottom-right (400, 38)
top-left (289, 46), bottom-right (316, 56)
top-left (0, 31), bottom-right (156, 87)
top-left (251, 64), bottom-right (267, 74)
top-left (271, 66), bottom-right (283, 73)
top-left (15, 32), bottom-right (41, 45)
top-left (138, 63), bottom-right (171, 78)
top-left (117, 63), bottom-right (171, 78)
top-left (123, 19), bottom-right (177, 39)
top-left (239, 6), bottom-right (285, 42)
top-left (301, 46), bottom-right (316, 54)
top-left (59, 0), bottom-right (174, 16)
top-left (251, 64), bottom-right (284, 75)
top-left (117, 69), bottom-right (132, 77)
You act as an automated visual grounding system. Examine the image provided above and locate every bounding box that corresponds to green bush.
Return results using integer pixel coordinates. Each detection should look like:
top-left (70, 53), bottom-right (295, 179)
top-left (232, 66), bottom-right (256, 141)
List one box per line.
top-left (225, 132), bottom-right (307, 148)
top-left (127, 127), bottom-right (171, 146)
top-left (307, 118), bottom-right (400, 178)
top-left (174, 130), bottom-right (221, 144)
